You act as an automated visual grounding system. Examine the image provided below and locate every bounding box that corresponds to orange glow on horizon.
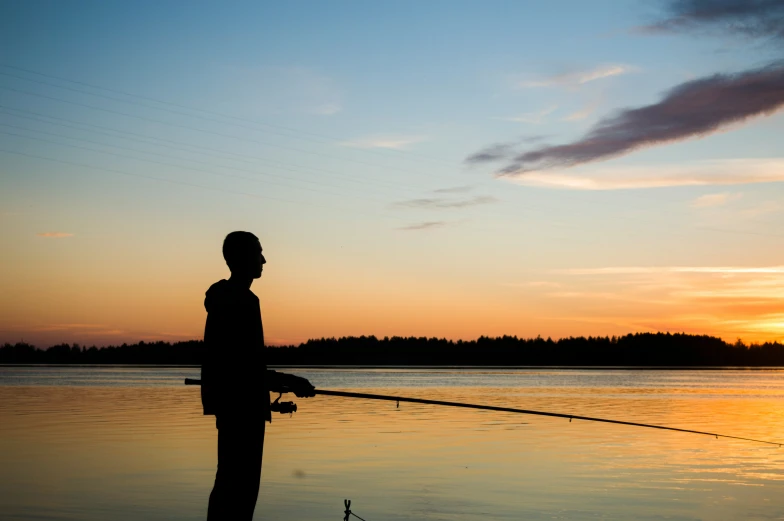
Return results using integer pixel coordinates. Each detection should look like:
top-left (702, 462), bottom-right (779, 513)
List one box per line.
top-left (2, 262), bottom-right (783, 347)
top-left (2, 228), bottom-right (783, 347)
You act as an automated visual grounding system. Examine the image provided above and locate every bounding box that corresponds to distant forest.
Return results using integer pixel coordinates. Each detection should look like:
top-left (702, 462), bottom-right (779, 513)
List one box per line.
top-left (2, 333), bottom-right (784, 366)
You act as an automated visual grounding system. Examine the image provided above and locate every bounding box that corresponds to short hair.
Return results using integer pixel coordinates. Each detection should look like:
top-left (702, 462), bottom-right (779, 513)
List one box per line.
top-left (222, 231), bottom-right (260, 270)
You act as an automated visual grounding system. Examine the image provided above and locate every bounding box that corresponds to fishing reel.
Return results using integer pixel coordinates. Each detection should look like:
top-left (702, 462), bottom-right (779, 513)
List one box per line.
top-left (270, 393), bottom-right (297, 415)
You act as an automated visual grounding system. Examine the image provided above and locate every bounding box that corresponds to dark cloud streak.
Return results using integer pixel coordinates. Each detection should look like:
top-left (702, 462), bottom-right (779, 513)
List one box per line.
top-left (466, 136), bottom-right (549, 165)
top-left (466, 143), bottom-right (517, 164)
top-left (496, 63), bottom-right (784, 175)
top-left (433, 185), bottom-right (473, 194)
top-left (394, 195), bottom-right (499, 209)
top-left (643, 0), bottom-right (784, 40)
top-left (398, 221), bottom-right (447, 231)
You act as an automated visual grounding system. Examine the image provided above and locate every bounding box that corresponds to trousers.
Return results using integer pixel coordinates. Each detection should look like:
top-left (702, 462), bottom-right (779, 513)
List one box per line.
top-left (207, 416), bottom-right (266, 521)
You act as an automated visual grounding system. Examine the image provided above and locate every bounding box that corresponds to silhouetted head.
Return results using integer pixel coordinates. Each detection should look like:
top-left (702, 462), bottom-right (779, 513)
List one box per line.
top-left (223, 231), bottom-right (266, 279)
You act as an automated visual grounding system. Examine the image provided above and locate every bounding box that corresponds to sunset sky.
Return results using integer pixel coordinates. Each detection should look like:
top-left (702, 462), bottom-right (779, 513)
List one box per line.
top-left (1, 0), bottom-right (783, 347)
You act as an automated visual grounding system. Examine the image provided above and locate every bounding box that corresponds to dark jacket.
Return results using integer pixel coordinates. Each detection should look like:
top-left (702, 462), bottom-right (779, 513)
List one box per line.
top-left (201, 279), bottom-right (271, 421)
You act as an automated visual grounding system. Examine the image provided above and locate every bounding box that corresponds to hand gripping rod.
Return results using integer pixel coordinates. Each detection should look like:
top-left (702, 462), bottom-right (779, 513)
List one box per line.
top-left (183, 378), bottom-right (781, 447)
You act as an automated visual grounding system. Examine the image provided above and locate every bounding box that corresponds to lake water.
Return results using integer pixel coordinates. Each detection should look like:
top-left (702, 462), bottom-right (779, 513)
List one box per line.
top-left (1, 367), bottom-right (783, 521)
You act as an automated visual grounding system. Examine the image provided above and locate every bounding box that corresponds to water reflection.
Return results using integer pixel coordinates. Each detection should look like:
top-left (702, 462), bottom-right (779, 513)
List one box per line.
top-left (0, 368), bottom-right (782, 520)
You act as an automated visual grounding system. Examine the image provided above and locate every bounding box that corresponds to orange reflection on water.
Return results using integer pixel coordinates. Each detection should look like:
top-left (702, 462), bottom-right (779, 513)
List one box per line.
top-left (1, 372), bottom-right (784, 520)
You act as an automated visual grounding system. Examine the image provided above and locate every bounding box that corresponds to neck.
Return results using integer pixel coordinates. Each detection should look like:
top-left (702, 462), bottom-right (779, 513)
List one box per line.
top-left (228, 274), bottom-right (253, 289)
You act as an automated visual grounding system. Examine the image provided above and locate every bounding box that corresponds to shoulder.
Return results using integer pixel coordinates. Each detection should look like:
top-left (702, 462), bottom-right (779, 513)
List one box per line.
top-left (205, 279), bottom-right (236, 313)
top-left (206, 279), bottom-right (230, 295)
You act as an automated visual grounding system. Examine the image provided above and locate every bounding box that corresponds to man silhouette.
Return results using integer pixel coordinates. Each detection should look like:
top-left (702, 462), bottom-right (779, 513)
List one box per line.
top-left (202, 231), bottom-right (315, 520)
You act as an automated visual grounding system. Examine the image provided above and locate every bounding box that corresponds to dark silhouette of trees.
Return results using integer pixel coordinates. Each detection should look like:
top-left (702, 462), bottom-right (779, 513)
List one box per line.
top-left (0, 340), bottom-right (205, 365)
top-left (2, 333), bottom-right (783, 366)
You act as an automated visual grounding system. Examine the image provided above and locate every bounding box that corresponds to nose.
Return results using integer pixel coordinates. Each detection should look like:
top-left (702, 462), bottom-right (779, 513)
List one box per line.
top-left (260, 254), bottom-right (266, 265)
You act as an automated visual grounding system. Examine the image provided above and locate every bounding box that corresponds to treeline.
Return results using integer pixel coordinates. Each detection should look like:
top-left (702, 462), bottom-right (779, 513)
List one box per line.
top-left (0, 340), bottom-right (205, 365)
top-left (2, 333), bottom-right (784, 366)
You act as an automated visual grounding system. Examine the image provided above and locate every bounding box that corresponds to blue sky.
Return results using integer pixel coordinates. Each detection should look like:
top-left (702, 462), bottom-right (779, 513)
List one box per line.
top-left (2, 0), bottom-right (783, 346)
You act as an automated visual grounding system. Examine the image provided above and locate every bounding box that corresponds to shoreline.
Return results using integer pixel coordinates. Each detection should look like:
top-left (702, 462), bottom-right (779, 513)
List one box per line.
top-left (2, 364), bottom-right (784, 370)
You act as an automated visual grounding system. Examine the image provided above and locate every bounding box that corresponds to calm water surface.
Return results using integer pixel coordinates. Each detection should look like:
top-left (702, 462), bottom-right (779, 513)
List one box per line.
top-left (1, 367), bottom-right (783, 520)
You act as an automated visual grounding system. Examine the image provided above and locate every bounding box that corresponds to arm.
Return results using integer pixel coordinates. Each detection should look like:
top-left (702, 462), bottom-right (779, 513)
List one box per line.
top-left (266, 369), bottom-right (316, 397)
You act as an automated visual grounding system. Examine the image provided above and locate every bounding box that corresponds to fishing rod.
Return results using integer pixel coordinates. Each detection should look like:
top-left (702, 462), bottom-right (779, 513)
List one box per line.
top-left (183, 378), bottom-right (781, 447)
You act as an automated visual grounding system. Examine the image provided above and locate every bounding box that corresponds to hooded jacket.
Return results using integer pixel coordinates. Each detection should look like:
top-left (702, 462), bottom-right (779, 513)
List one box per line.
top-left (201, 279), bottom-right (271, 421)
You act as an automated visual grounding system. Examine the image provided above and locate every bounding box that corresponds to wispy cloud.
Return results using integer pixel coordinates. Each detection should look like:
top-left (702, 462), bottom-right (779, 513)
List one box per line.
top-left (225, 65), bottom-right (343, 117)
top-left (465, 137), bottom-right (549, 165)
top-left (312, 103), bottom-right (342, 116)
top-left (393, 195), bottom-right (498, 209)
top-left (30, 323), bottom-right (126, 336)
top-left (518, 64), bottom-right (633, 89)
top-left (495, 106), bottom-right (558, 124)
top-left (740, 200), bottom-right (783, 218)
top-left (466, 143), bottom-right (519, 165)
top-left (503, 159), bottom-right (784, 190)
top-left (341, 135), bottom-right (427, 150)
top-left (32, 323), bottom-right (105, 331)
top-left (398, 221), bottom-right (447, 231)
top-left (555, 266), bottom-right (784, 275)
top-left (433, 186), bottom-right (473, 194)
top-left (691, 192), bottom-right (742, 208)
top-left (506, 281), bottom-right (563, 289)
top-left (562, 101), bottom-right (599, 121)
top-left (36, 232), bottom-right (74, 238)
top-left (285, 67), bottom-right (343, 116)
top-left (546, 291), bottom-right (633, 301)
